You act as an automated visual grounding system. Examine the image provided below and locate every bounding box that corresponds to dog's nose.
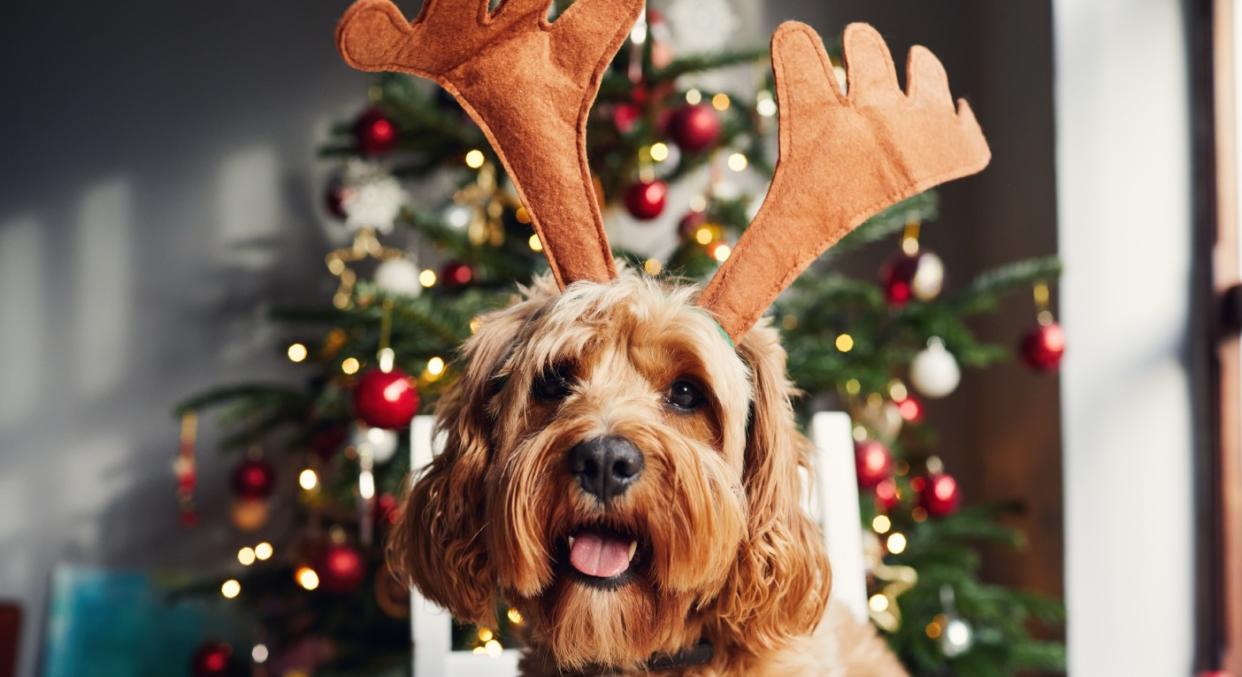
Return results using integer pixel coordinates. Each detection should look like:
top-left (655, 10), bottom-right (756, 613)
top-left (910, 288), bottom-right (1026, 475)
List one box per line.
top-left (568, 436), bottom-right (644, 503)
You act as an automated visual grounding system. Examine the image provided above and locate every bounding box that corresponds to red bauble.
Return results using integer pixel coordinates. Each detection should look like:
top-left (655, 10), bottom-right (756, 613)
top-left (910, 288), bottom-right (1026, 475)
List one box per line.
top-left (854, 440), bottom-right (893, 489)
top-left (353, 368), bottom-right (420, 430)
top-left (354, 108), bottom-right (398, 155)
top-left (921, 472), bottom-right (961, 517)
top-left (895, 395), bottom-right (924, 423)
top-left (613, 103), bottom-right (641, 134)
top-left (1021, 322), bottom-right (1065, 371)
top-left (191, 641), bottom-right (235, 677)
top-left (624, 180), bottom-right (668, 221)
top-left (874, 478), bottom-right (900, 510)
top-left (669, 104), bottom-right (722, 153)
top-left (440, 261), bottom-right (474, 289)
top-left (231, 459), bottom-right (276, 500)
top-left (375, 492), bottom-right (400, 527)
top-left (882, 254), bottom-right (918, 305)
top-left (319, 542), bottom-right (366, 594)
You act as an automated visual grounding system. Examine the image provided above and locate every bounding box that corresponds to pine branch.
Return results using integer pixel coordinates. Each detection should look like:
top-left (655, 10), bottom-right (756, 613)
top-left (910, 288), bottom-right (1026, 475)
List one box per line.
top-left (173, 384), bottom-right (307, 417)
top-left (948, 256), bottom-right (1063, 315)
top-left (830, 192), bottom-right (941, 256)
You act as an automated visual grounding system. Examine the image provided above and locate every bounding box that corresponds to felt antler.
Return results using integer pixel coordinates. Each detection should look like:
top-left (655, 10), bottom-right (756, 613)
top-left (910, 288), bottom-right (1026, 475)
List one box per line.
top-left (336, 0), bottom-right (645, 288)
top-left (698, 23), bottom-right (991, 340)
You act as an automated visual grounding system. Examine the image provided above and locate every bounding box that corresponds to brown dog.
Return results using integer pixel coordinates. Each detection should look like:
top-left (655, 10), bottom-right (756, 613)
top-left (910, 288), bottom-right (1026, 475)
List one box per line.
top-left (389, 271), bottom-right (907, 675)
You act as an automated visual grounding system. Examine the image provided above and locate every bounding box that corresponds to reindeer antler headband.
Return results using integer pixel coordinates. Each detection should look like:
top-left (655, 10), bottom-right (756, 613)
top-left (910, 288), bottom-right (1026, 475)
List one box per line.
top-left (336, 0), bottom-right (990, 340)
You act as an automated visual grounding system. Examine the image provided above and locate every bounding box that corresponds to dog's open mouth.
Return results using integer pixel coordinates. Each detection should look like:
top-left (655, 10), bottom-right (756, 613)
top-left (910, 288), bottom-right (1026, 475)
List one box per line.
top-left (559, 525), bottom-right (644, 588)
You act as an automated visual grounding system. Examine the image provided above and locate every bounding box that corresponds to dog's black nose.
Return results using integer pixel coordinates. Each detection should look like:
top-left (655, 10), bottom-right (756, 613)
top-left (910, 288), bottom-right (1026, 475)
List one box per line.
top-left (569, 436), bottom-right (644, 503)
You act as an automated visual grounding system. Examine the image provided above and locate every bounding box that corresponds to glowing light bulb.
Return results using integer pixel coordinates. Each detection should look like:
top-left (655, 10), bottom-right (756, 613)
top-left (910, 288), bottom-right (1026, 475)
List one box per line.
top-left (426, 356), bottom-right (446, 377)
top-left (298, 468), bottom-right (318, 491)
top-left (287, 343), bottom-right (308, 363)
top-left (296, 566), bottom-right (320, 591)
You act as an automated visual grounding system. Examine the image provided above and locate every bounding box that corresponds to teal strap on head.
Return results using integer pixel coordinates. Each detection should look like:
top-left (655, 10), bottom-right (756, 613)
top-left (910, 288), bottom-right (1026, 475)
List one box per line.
top-left (694, 308), bottom-right (735, 350)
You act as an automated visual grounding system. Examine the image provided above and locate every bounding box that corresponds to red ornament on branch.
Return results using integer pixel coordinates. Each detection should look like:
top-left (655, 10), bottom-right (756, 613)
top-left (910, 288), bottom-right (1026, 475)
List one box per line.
top-left (318, 542), bottom-right (366, 594)
top-left (612, 103), bottom-right (641, 134)
top-left (624, 180), bottom-right (668, 221)
top-left (440, 261), bottom-right (475, 289)
top-left (669, 104), bottom-right (721, 153)
top-left (231, 458), bottom-right (276, 500)
top-left (354, 108), bottom-right (398, 155)
top-left (895, 394), bottom-right (924, 423)
top-left (1021, 322), bottom-right (1065, 372)
top-left (855, 440), bottom-right (893, 489)
top-left (191, 641), bottom-right (235, 677)
top-left (874, 478), bottom-right (900, 511)
top-left (353, 368), bottom-right (420, 430)
top-left (920, 472), bottom-right (961, 517)
top-left (375, 492), bottom-right (400, 527)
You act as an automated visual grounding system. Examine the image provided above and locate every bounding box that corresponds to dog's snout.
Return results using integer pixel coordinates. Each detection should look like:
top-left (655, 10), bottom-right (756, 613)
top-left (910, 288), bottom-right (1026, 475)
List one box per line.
top-left (568, 436), bottom-right (644, 503)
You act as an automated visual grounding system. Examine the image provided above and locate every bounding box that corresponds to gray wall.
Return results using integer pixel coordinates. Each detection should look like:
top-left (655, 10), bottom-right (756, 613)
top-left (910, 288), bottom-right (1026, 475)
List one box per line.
top-left (0, 2), bottom-right (360, 675)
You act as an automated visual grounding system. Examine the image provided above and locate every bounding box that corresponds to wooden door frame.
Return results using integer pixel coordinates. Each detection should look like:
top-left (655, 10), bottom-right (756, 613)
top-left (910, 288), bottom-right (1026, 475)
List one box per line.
top-left (1196, 0), bottom-right (1242, 673)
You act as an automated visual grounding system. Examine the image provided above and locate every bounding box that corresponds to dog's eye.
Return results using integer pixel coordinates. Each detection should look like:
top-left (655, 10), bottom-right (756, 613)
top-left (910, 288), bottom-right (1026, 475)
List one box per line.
top-left (667, 378), bottom-right (706, 412)
top-left (532, 365), bottom-right (573, 401)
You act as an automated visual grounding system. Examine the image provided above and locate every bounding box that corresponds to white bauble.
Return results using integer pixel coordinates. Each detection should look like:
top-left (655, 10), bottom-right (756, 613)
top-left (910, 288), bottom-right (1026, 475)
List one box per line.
top-left (374, 258), bottom-right (422, 297)
top-left (443, 203), bottom-right (473, 230)
top-left (354, 425), bottom-right (400, 464)
top-left (909, 338), bottom-right (960, 398)
top-left (940, 616), bottom-right (974, 657)
top-left (911, 252), bottom-right (945, 301)
top-left (340, 160), bottom-right (407, 234)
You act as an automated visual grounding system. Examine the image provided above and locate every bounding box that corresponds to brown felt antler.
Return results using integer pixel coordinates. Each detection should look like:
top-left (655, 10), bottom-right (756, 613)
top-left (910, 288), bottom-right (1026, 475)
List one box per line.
top-left (336, 0), bottom-right (644, 288)
top-left (335, 8), bottom-right (989, 339)
top-left (698, 22), bottom-right (991, 339)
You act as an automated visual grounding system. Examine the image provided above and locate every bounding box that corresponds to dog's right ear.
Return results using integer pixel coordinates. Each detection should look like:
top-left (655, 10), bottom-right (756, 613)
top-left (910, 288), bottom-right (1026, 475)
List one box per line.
top-left (387, 295), bottom-right (536, 627)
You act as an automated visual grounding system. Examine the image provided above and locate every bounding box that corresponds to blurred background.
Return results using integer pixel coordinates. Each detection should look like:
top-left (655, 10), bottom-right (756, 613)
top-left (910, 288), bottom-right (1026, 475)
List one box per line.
top-left (0, 0), bottom-right (1235, 675)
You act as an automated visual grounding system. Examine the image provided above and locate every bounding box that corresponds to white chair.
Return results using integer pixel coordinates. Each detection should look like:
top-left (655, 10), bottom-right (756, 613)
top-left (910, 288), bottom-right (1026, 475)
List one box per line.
top-left (407, 411), bottom-right (866, 675)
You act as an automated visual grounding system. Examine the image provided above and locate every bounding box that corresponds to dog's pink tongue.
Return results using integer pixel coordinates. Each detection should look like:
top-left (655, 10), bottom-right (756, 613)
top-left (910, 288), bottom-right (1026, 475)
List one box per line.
top-left (569, 533), bottom-right (631, 578)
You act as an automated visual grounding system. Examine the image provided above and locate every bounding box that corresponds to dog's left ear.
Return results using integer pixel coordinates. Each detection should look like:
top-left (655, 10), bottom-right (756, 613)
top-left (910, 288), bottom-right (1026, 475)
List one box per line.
top-left (387, 296), bottom-right (536, 627)
top-left (714, 322), bottom-right (831, 650)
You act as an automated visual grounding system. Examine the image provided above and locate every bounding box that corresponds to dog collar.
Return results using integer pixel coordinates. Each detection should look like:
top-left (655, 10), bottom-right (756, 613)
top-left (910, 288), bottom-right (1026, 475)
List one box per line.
top-left (562, 639), bottom-right (714, 675)
top-left (642, 639), bottom-right (714, 672)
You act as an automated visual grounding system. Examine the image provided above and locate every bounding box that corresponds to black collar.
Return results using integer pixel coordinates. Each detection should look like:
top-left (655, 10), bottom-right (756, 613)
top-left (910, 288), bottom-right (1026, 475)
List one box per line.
top-left (561, 639), bottom-right (714, 675)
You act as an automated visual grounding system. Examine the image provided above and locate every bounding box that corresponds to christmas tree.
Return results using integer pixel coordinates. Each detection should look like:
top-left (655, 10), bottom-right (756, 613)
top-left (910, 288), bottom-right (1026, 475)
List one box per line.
top-left (175, 5), bottom-right (1065, 675)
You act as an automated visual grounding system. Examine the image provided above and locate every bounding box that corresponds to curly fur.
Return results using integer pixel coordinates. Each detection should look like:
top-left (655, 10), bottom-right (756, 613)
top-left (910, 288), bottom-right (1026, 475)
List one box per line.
top-left (389, 270), bottom-right (906, 675)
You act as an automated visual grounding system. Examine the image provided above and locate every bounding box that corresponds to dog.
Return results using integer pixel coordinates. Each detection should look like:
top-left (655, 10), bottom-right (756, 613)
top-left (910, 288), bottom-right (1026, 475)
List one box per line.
top-left (388, 270), bottom-right (907, 675)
